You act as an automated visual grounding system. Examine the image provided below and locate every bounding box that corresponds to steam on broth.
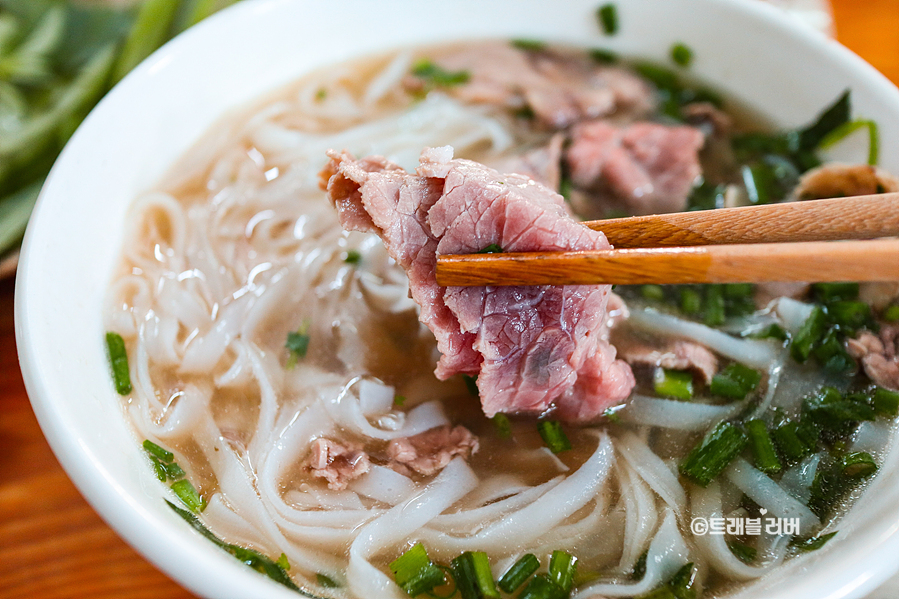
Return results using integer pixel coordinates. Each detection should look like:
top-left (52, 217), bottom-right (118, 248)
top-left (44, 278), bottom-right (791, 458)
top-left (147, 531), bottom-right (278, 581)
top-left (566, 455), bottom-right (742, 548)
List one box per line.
top-left (104, 40), bottom-right (899, 599)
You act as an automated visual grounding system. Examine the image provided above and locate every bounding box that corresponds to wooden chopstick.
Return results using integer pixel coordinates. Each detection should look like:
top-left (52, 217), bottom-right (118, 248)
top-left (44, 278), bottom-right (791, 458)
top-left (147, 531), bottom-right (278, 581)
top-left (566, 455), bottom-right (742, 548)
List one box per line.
top-left (436, 239), bottom-right (899, 286)
top-left (585, 193), bottom-right (899, 248)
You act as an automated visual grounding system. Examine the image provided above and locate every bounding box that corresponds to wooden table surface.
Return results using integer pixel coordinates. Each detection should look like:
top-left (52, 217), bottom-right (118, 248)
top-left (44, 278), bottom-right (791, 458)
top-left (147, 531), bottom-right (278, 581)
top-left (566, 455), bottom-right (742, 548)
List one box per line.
top-left (3, 2), bottom-right (899, 598)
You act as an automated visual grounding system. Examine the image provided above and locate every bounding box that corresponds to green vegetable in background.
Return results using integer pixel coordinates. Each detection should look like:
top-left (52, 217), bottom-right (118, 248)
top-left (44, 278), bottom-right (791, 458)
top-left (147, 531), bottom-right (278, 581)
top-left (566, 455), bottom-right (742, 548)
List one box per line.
top-left (0, 0), bottom-right (241, 261)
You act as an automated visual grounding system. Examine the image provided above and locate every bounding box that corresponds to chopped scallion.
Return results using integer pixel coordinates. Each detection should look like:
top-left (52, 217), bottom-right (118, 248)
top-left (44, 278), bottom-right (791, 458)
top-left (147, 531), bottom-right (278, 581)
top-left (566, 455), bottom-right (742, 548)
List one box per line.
top-left (882, 304), bottom-right (899, 323)
top-left (790, 305), bottom-right (827, 363)
top-left (670, 43), bottom-right (693, 67)
top-left (278, 554), bottom-right (290, 571)
top-left (798, 90), bottom-right (851, 151)
top-left (679, 288), bottom-right (702, 315)
top-left (450, 551), bottom-right (499, 599)
top-left (667, 563), bottom-right (697, 599)
top-left (171, 479), bottom-right (206, 513)
top-left (390, 543), bottom-right (445, 598)
top-left (772, 421), bottom-right (814, 462)
top-left (344, 249), bottom-right (362, 264)
top-left (143, 439), bottom-right (174, 462)
top-left (745, 419), bottom-right (782, 474)
top-left (518, 573), bottom-right (565, 599)
top-left (492, 413), bottom-right (512, 439)
top-left (679, 422), bottom-right (748, 486)
top-left (589, 48), bottom-right (618, 64)
top-left (463, 374), bottom-right (479, 397)
top-left (285, 321), bottom-right (310, 369)
top-left (710, 363), bottom-right (761, 400)
top-left (811, 282), bottom-right (859, 303)
top-left (727, 540), bottom-right (757, 563)
top-left (548, 550), bottom-right (578, 592)
top-left (106, 332), bottom-right (132, 395)
top-left (498, 553), bottom-right (539, 594)
top-left (149, 456), bottom-right (166, 481)
top-left (511, 39), bottom-right (546, 52)
top-left (317, 573), bottom-right (338, 588)
top-left (818, 118), bottom-right (879, 166)
top-left (538, 420), bottom-right (572, 454)
top-left (873, 387), bottom-right (899, 417)
top-left (161, 460), bottom-right (185, 481)
top-left (394, 395), bottom-right (407, 407)
top-left (597, 3), bottom-right (619, 35)
top-left (703, 285), bottom-right (726, 327)
top-left (477, 243), bottom-right (503, 254)
top-left (793, 531), bottom-right (837, 552)
top-left (411, 59), bottom-right (470, 88)
top-left (654, 368), bottom-right (694, 401)
top-left (841, 451), bottom-right (877, 478)
top-left (641, 284), bottom-right (665, 301)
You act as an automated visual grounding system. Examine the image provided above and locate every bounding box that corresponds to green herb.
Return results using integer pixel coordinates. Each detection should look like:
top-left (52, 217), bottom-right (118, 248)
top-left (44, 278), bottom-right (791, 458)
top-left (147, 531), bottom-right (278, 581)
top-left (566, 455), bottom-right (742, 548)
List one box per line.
top-left (105, 332), bottom-right (132, 395)
top-left (654, 368), bottom-right (694, 401)
top-left (142, 439), bottom-right (174, 463)
top-left (497, 553), bottom-right (539, 594)
top-left (773, 420), bottom-right (815, 462)
top-left (710, 363), bottom-right (762, 400)
top-left (394, 394), bottom-right (407, 407)
top-left (826, 300), bottom-right (873, 334)
top-left (809, 455), bottom-right (876, 519)
top-left (278, 553), bottom-right (290, 571)
top-left (511, 39), bottom-right (546, 52)
top-left (790, 305), bottom-right (827, 363)
top-left (285, 321), bottom-right (310, 369)
top-left (811, 328), bottom-right (856, 375)
top-left (793, 531), bottom-right (838, 552)
top-left (603, 406), bottom-right (623, 423)
top-left (687, 180), bottom-right (726, 211)
top-left (803, 386), bottom-right (875, 431)
top-left (166, 501), bottom-right (300, 591)
top-left (728, 540), bottom-right (757, 563)
top-left (390, 543), bottom-right (446, 597)
top-left (518, 573), bottom-right (565, 599)
top-left (812, 282), bottom-right (859, 303)
top-left (873, 387), bottom-right (899, 417)
top-left (344, 249), bottom-right (362, 264)
top-left (538, 420), bottom-right (572, 454)
top-left (798, 90), bottom-right (851, 152)
top-left (819, 118), bottom-right (879, 165)
top-left (841, 451), bottom-right (877, 478)
top-left (680, 422), bottom-right (748, 486)
top-left (597, 3), bottom-right (619, 35)
top-left (463, 374), bottom-right (479, 397)
top-left (748, 323), bottom-right (789, 341)
top-left (589, 48), bottom-right (618, 63)
top-left (670, 43), bottom-right (693, 67)
top-left (679, 288), bottom-right (702, 315)
top-left (703, 284), bottom-right (725, 326)
top-left (882, 304), bottom-right (899, 323)
top-left (160, 460), bottom-right (185, 481)
top-left (149, 456), bottom-right (167, 481)
top-left (477, 243), bottom-right (503, 254)
top-left (492, 413), bottom-right (512, 439)
top-left (641, 284), bottom-right (665, 302)
top-left (548, 550), bottom-right (578, 593)
top-left (745, 419), bottom-right (782, 474)
top-left (450, 551), bottom-right (499, 599)
top-left (316, 573), bottom-right (339, 588)
top-left (411, 59), bottom-right (470, 88)
top-left (631, 551), bottom-right (648, 580)
top-left (171, 479), bottom-right (206, 513)
top-left (668, 563), bottom-right (697, 599)
top-left (315, 87), bottom-right (327, 101)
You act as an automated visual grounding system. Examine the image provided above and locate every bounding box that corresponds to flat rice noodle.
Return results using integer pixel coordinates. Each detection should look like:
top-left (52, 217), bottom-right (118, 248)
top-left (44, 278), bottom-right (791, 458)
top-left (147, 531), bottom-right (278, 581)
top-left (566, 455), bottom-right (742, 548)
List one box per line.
top-left (725, 458), bottom-right (819, 535)
top-left (349, 464), bottom-right (418, 505)
top-left (573, 509), bottom-right (689, 598)
top-left (429, 477), bottom-right (562, 533)
top-left (619, 395), bottom-right (741, 432)
top-left (691, 481), bottom-right (790, 581)
top-left (347, 458), bottom-right (479, 599)
top-left (617, 431), bottom-right (687, 512)
top-left (616, 463), bottom-right (658, 573)
top-left (778, 453), bottom-right (822, 504)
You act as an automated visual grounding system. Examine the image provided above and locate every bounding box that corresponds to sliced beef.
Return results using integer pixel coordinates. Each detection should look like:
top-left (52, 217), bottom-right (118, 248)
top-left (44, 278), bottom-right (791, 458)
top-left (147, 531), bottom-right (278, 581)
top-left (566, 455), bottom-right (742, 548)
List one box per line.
top-left (321, 147), bottom-right (635, 421)
top-left (566, 120), bottom-right (705, 216)
top-left (847, 325), bottom-right (899, 391)
top-left (308, 438), bottom-right (371, 490)
top-left (420, 42), bottom-right (654, 129)
top-left (491, 133), bottom-right (565, 190)
top-left (386, 425), bottom-right (479, 476)
top-left (792, 163), bottom-right (899, 201)
top-left (621, 340), bottom-right (719, 385)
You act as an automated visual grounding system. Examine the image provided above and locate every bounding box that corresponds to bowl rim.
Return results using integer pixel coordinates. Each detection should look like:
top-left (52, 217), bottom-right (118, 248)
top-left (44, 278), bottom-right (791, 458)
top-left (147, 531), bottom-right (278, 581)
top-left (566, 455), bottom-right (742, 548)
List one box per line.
top-left (15, 1), bottom-right (899, 598)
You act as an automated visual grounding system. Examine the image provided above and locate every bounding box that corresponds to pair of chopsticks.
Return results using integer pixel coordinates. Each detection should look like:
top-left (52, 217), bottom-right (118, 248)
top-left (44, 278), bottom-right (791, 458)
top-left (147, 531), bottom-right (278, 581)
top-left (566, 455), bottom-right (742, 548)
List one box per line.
top-left (434, 193), bottom-right (899, 286)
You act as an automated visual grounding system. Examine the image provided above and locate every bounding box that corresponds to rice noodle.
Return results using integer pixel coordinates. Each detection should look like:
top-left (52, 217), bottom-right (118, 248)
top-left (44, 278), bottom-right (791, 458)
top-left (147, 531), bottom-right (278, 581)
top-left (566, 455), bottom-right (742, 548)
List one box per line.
top-left (619, 395), bottom-right (741, 431)
top-left (725, 458), bottom-right (820, 535)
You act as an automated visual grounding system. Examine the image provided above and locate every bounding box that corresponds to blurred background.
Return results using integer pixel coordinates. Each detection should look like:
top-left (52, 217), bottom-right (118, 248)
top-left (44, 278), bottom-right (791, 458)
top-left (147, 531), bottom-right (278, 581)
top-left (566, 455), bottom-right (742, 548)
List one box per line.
top-left (2, 1), bottom-right (899, 598)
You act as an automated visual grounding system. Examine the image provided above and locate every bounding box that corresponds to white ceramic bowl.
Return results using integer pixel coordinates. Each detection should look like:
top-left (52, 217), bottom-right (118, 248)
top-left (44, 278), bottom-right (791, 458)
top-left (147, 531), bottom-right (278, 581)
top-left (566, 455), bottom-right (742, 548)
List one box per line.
top-left (15, 1), bottom-right (899, 598)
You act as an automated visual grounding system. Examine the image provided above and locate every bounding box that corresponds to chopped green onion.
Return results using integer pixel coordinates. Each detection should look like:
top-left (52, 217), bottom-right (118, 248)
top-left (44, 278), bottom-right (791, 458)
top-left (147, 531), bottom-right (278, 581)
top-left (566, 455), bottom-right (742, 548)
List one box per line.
top-left (772, 421), bottom-right (814, 462)
top-left (278, 554), bottom-right (291, 571)
top-left (710, 363), bottom-right (762, 400)
top-left (641, 284), bottom-right (665, 301)
top-left (882, 304), bottom-right (899, 323)
top-left (790, 305), bottom-right (827, 363)
top-left (498, 553), bottom-right (539, 594)
top-left (450, 551), bottom-right (499, 599)
top-left (477, 243), bottom-right (503, 254)
top-left (149, 456), bottom-right (167, 481)
top-left (811, 282), bottom-right (859, 303)
top-left (411, 59), bottom-right (470, 88)
top-left (285, 322), bottom-right (310, 369)
top-left (798, 90), bottom-right (851, 151)
top-left (819, 118), bottom-right (879, 166)
top-left (793, 531), bottom-right (837, 552)
top-left (803, 387), bottom-right (875, 430)
top-left (679, 288), bottom-right (702, 315)
top-left (106, 332), bottom-right (132, 395)
top-left (873, 387), bottom-right (899, 417)
top-left (703, 285), bottom-right (726, 326)
top-left (670, 43), bottom-right (693, 67)
top-left (603, 406), bottom-right (623, 423)
top-left (728, 540), bottom-right (757, 563)
top-left (826, 300), bottom-right (873, 333)
top-left (679, 422), bottom-right (748, 486)
top-left (171, 479), bottom-right (206, 513)
top-left (166, 501), bottom-right (300, 591)
top-left (538, 420), bottom-right (572, 454)
top-left (841, 451), bottom-right (877, 478)
top-left (748, 323), bottom-right (789, 341)
top-left (597, 3), bottom-right (619, 35)
top-left (636, 588), bottom-right (678, 599)
top-left (492, 413), bottom-right (512, 439)
top-left (390, 543), bottom-right (446, 597)
top-left (631, 550), bottom-right (648, 580)
top-left (315, 87), bottom-right (327, 101)
top-left (667, 563), bottom-right (697, 599)
top-left (463, 374), bottom-right (479, 397)
top-left (548, 550), bottom-right (578, 592)
top-left (143, 439), bottom-right (174, 462)
top-left (511, 39), bottom-right (546, 52)
top-left (518, 573), bottom-right (565, 599)
top-left (745, 419), bottom-right (782, 474)
top-left (111, 0), bottom-right (180, 83)
top-left (161, 460), bottom-right (185, 481)
top-left (653, 368), bottom-right (694, 401)
top-left (589, 48), bottom-right (618, 63)
top-left (810, 328), bottom-right (856, 375)
top-left (316, 573), bottom-right (338, 587)
top-left (344, 249), bottom-right (362, 264)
